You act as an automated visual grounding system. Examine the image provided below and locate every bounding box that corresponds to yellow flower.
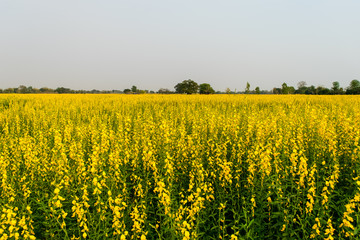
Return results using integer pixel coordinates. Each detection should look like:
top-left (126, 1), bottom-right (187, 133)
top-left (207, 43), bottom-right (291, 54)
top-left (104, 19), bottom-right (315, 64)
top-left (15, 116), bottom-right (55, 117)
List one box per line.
top-left (54, 188), bottom-right (60, 194)
top-left (14, 232), bottom-right (20, 240)
top-left (281, 224), bottom-right (286, 231)
top-left (230, 234), bottom-right (238, 240)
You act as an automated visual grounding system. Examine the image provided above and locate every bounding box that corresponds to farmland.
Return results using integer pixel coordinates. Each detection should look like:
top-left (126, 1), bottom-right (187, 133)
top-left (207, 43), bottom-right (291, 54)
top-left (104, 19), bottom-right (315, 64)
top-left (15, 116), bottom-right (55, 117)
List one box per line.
top-left (0, 94), bottom-right (360, 239)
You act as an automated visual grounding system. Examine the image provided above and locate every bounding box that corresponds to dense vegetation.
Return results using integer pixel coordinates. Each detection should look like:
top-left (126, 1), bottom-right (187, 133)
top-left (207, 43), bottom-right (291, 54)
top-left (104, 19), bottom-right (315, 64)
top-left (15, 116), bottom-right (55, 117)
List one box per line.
top-left (0, 94), bottom-right (360, 239)
top-left (1, 79), bottom-right (360, 95)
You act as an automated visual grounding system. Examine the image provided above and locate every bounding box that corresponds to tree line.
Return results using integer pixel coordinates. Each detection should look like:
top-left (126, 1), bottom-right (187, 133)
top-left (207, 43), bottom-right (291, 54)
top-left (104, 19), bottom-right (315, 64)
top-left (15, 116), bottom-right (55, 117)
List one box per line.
top-left (1, 79), bottom-right (360, 94)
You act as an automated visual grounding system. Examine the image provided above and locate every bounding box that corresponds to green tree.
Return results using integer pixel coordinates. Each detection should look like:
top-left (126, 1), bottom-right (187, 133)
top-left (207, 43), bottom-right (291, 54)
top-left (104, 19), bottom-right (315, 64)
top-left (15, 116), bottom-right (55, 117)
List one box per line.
top-left (331, 82), bottom-right (344, 94)
top-left (18, 85), bottom-right (28, 93)
top-left (131, 86), bottom-right (138, 93)
top-left (306, 85), bottom-right (316, 94)
top-left (255, 86), bottom-right (260, 94)
top-left (288, 86), bottom-right (295, 94)
top-left (158, 88), bottom-right (171, 94)
top-left (4, 88), bottom-right (15, 93)
top-left (316, 86), bottom-right (330, 95)
top-left (296, 81), bottom-right (307, 94)
top-left (297, 81), bottom-right (307, 89)
top-left (350, 79), bottom-right (360, 89)
top-left (346, 79), bottom-right (360, 94)
top-left (245, 82), bottom-right (250, 94)
top-left (174, 79), bottom-right (199, 94)
top-left (55, 87), bottom-right (71, 94)
top-left (40, 87), bottom-right (54, 93)
top-left (199, 83), bottom-right (215, 94)
top-left (272, 88), bottom-right (281, 94)
top-left (282, 83), bottom-right (289, 94)
top-left (332, 81), bottom-right (340, 92)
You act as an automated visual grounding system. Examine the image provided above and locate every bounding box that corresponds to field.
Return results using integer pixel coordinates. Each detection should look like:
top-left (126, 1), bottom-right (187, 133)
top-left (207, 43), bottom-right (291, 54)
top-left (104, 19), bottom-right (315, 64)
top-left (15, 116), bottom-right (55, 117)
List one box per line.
top-left (0, 94), bottom-right (360, 239)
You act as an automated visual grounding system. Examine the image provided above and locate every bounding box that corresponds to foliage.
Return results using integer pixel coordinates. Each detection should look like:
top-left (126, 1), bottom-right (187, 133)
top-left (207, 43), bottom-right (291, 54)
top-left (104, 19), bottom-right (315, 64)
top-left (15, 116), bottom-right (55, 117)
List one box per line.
top-left (346, 80), bottom-right (360, 94)
top-left (158, 88), bottom-right (172, 94)
top-left (55, 87), bottom-right (72, 94)
top-left (332, 81), bottom-right (340, 92)
top-left (1, 79), bottom-right (360, 95)
top-left (245, 82), bottom-right (250, 94)
top-left (131, 86), bottom-right (138, 93)
top-left (174, 79), bottom-right (199, 94)
top-left (199, 83), bottom-right (215, 94)
top-left (282, 83), bottom-right (289, 94)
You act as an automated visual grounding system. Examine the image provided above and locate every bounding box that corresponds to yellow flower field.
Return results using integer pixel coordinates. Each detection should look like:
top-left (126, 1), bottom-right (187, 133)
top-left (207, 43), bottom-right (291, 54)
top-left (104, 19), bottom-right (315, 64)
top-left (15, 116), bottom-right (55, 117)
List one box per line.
top-left (0, 94), bottom-right (359, 239)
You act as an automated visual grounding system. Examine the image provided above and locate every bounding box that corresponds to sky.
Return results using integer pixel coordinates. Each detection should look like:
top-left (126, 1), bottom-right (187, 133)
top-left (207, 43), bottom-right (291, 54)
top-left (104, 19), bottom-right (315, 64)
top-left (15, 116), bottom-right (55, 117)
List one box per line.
top-left (1, 0), bottom-right (360, 92)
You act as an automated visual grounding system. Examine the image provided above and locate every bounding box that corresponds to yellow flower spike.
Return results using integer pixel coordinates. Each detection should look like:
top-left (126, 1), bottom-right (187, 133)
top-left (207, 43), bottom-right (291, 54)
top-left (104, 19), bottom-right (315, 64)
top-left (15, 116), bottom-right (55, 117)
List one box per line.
top-left (281, 224), bottom-right (286, 232)
top-left (230, 235), bottom-right (238, 240)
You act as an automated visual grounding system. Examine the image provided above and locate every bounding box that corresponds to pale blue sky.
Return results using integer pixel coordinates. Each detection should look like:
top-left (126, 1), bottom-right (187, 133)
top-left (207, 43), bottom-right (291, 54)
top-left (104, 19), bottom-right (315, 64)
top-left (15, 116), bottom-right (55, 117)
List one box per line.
top-left (1, 0), bottom-right (359, 91)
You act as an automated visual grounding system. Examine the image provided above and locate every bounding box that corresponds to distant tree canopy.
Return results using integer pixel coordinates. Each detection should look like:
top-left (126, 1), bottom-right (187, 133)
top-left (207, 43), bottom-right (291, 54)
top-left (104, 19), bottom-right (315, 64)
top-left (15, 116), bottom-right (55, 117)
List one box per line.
top-left (158, 88), bottom-right (172, 94)
top-left (282, 83), bottom-right (289, 94)
top-left (1, 79), bottom-right (360, 95)
top-left (272, 88), bottom-right (282, 94)
top-left (40, 87), bottom-right (54, 93)
top-left (199, 83), bottom-right (215, 94)
top-left (346, 79), bottom-right (360, 94)
top-left (332, 81), bottom-right (340, 92)
top-left (174, 79), bottom-right (199, 94)
top-left (131, 85), bottom-right (137, 93)
top-left (122, 85), bottom-right (149, 94)
top-left (245, 82), bottom-right (250, 94)
top-left (55, 87), bottom-right (71, 94)
top-left (281, 83), bottom-right (295, 94)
